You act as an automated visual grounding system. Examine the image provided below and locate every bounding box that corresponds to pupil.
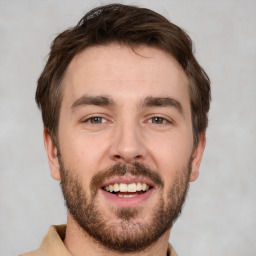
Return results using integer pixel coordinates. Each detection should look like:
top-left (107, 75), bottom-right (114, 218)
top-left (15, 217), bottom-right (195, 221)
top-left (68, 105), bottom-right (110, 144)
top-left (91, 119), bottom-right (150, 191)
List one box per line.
top-left (153, 117), bottom-right (163, 124)
top-left (92, 117), bottom-right (101, 123)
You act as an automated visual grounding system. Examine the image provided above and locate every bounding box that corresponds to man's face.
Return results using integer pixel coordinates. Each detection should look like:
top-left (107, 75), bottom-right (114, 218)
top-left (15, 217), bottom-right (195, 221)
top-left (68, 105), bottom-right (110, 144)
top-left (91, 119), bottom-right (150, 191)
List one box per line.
top-left (45, 44), bottom-right (205, 252)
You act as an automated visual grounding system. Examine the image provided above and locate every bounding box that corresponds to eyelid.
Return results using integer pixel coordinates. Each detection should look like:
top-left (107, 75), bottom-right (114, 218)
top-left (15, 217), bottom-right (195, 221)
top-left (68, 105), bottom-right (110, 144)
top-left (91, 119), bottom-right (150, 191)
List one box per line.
top-left (81, 114), bottom-right (111, 124)
top-left (148, 117), bottom-right (168, 124)
top-left (89, 117), bottom-right (107, 124)
top-left (145, 114), bottom-right (174, 125)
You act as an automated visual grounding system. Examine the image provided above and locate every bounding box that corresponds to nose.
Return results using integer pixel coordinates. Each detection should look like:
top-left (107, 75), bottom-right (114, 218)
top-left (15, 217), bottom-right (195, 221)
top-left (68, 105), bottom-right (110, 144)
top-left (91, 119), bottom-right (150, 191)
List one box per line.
top-left (109, 120), bottom-right (147, 164)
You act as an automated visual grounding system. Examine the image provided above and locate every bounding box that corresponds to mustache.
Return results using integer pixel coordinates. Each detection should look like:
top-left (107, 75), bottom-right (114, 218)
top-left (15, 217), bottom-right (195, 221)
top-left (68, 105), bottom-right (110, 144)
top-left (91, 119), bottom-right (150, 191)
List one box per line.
top-left (90, 162), bottom-right (164, 197)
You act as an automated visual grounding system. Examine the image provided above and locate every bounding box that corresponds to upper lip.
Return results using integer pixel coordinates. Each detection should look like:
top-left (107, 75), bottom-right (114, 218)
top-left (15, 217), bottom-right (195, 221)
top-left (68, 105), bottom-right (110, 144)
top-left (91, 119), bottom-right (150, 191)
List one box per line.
top-left (100, 175), bottom-right (155, 188)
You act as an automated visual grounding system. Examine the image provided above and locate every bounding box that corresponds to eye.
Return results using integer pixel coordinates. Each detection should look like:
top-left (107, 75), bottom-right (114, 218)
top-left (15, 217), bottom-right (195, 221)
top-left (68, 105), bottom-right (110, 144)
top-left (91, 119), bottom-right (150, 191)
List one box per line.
top-left (84, 116), bottom-right (107, 124)
top-left (149, 117), bottom-right (168, 124)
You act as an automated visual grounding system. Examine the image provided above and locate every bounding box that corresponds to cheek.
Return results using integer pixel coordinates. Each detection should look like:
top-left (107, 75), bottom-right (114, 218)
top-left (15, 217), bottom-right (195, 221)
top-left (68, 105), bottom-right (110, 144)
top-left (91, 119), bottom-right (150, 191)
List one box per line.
top-left (150, 131), bottom-right (193, 159)
top-left (147, 133), bottom-right (193, 182)
top-left (58, 131), bottom-right (109, 175)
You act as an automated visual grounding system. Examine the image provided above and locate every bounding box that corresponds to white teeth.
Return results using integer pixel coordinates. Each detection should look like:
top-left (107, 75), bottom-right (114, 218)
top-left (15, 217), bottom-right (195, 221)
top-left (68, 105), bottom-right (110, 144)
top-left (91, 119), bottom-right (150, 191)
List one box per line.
top-left (113, 183), bottom-right (119, 192)
top-left (127, 183), bottom-right (137, 192)
top-left (118, 194), bottom-right (138, 198)
top-left (120, 183), bottom-right (128, 192)
top-left (104, 182), bottom-right (150, 193)
top-left (109, 184), bottom-right (114, 192)
top-left (136, 182), bottom-right (142, 191)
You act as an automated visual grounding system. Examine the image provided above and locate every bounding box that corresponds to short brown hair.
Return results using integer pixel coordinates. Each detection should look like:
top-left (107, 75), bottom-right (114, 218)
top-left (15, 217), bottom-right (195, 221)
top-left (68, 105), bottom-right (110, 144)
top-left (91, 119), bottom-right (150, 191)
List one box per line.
top-left (36, 3), bottom-right (211, 146)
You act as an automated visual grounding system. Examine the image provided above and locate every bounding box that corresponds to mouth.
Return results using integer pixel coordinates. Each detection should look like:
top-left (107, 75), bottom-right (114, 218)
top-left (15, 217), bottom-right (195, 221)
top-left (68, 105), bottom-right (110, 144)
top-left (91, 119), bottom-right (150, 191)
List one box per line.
top-left (102, 182), bottom-right (152, 198)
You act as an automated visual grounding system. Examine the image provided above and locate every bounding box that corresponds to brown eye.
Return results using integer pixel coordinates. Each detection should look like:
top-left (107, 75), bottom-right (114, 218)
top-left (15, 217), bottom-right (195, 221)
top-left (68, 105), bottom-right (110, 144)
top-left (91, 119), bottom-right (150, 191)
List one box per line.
top-left (88, 117), bottom-right (106, 124)
top-left (151, 117), bottom-right (166, 124)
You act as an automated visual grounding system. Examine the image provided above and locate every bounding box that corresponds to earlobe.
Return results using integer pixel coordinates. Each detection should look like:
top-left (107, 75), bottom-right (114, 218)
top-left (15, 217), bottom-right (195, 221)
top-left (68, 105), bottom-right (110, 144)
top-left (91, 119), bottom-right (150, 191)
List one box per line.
top-left (189, 133), bottom-right (206, 182)
top-left (43, 129), bottom-right (61, 181)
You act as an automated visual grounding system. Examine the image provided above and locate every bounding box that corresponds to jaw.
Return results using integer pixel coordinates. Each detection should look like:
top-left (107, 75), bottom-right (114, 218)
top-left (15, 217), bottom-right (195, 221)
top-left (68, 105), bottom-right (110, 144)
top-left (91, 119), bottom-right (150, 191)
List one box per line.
top-left (65, 208), bottom-right (171, 256)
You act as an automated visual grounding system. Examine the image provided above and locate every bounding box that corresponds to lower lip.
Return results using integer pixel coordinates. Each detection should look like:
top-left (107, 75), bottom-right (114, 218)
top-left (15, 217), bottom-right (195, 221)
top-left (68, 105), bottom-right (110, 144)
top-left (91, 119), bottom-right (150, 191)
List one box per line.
top-left (100, 189), bottom-right (154, 207)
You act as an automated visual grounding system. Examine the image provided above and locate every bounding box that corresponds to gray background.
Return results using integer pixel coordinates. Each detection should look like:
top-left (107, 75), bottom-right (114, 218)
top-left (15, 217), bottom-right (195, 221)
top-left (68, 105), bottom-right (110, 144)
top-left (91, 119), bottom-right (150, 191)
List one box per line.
top-left (1, 0), bottom-right (255, 255)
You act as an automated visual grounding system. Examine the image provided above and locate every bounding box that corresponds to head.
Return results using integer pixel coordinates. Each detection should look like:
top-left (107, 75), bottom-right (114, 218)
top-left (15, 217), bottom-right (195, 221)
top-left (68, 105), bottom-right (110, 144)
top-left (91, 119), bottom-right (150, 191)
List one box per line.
top-left (37, 3), bottom-right (211, 253)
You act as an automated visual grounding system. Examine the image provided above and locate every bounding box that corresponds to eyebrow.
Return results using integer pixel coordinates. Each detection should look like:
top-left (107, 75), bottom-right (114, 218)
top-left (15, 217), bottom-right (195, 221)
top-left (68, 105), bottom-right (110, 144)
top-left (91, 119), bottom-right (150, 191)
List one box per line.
top-left (71, 95), bottom-right (183, 115)
top-left (71, 95), bottom-right (114, 110)
top-left (142, 96), bottom-right (184, 114)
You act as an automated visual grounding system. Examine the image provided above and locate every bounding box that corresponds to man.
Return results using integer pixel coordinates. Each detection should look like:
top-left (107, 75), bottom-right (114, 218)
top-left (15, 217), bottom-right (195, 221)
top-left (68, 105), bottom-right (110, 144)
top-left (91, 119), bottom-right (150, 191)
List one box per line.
top-left (22, 3), bottom-right (210, 256)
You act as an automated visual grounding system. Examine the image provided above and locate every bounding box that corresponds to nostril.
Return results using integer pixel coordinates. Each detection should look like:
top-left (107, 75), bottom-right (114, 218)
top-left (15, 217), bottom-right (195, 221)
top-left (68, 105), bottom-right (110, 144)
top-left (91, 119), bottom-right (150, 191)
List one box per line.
top-left (113, 154), bottom-right (141, 161)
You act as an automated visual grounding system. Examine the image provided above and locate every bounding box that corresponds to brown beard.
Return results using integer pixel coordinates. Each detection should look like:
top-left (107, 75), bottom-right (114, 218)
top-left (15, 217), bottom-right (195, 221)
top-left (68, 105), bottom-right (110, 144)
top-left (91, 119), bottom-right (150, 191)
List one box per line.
top-left (59, 159), bottom-right (192, 253)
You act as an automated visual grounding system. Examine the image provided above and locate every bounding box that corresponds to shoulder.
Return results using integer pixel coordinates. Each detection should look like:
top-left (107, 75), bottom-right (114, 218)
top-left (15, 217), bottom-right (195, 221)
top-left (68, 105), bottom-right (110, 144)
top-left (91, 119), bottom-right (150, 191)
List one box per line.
top-left (19, 225), bottom-right (69, 256)
top-left (168, 243), bottom-right (178, 256)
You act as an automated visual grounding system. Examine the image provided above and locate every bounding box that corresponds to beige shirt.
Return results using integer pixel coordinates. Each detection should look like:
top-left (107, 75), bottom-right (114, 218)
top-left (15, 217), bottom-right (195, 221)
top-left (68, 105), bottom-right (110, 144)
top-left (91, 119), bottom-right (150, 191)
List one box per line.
top-left (20, 225), bottom-right (178, 256)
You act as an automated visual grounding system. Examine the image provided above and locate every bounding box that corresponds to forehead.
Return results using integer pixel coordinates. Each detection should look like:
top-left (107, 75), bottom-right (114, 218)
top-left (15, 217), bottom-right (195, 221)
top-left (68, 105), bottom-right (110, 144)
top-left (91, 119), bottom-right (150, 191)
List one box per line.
top-left (61, 43), bottom-right (190, 107)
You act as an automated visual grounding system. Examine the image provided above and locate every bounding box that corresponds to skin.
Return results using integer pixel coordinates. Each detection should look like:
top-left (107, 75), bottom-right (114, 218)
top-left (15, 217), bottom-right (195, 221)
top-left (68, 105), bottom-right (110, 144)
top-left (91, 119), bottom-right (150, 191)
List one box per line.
top-left (44, 43), bottom-right (206, 256)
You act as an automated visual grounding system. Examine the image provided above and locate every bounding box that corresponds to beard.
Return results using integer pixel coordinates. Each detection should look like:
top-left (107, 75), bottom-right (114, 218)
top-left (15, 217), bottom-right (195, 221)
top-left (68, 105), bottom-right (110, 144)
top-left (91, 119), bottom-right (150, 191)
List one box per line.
top-left (59, 158), bottom-right (192, 253)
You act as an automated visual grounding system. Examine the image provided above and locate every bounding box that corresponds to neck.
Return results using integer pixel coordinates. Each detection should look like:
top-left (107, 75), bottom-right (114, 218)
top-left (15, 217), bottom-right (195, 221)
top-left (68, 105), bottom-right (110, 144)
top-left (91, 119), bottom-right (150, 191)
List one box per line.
top-left (64, 214), bottom-right (170, 256)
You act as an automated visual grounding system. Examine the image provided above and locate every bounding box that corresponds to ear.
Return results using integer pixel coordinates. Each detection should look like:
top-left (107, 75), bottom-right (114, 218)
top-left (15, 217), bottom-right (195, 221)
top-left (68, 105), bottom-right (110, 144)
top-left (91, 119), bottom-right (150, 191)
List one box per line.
top-left (43, 129), bottom-right (61, 181)
top-left (189, 133), bottom-right (206, 182)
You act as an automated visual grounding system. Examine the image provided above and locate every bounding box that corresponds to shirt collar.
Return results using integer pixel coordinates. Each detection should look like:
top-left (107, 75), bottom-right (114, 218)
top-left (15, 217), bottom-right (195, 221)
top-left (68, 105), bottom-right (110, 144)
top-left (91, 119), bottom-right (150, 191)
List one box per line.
top-left (21, 225), bottom-right (178, 256)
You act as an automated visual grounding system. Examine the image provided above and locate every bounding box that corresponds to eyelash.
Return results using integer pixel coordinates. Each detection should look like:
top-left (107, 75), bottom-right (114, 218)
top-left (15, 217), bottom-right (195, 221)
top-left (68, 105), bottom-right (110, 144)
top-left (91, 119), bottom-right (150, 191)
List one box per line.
top-left (147, 116), bottom-right (170, 125)
top-left (82, 116), bottom-right (108, 124)
top-left (81, 115), bottom-right (173, 126)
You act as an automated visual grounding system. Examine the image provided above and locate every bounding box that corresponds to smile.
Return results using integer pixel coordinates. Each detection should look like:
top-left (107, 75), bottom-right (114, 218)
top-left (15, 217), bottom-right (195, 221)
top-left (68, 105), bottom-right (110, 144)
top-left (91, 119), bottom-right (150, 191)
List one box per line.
top-left (102, 182), bottom-right (151, 198)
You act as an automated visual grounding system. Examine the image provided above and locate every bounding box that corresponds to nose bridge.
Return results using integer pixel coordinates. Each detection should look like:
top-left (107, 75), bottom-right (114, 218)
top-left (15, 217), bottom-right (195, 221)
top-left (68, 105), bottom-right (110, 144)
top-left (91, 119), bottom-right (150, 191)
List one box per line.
top-left (111, 114), bottom-right (146, 163)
